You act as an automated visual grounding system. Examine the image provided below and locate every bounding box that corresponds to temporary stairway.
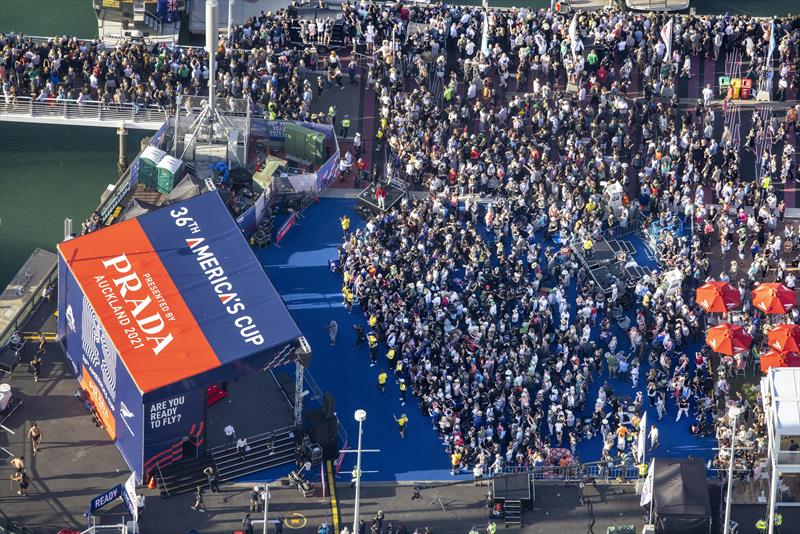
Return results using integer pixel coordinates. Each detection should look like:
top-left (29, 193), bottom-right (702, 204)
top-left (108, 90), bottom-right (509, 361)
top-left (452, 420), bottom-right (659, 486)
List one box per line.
top-left (158, 456), bottom-right (215, 497)
top-left (504, 499), bottom-right (522, 528)
top-left (212, 427), bottom-right (298, 483)
top-left (158, 427), bottom-right (298, 497)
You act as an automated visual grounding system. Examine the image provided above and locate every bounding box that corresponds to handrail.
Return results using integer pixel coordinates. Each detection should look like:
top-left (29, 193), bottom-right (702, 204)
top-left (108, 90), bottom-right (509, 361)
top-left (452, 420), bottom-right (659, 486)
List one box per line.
top-left (207, 425), bottom-right (295, 454)
top-left (0, 95), bottom-right (170, 126)
top-left (144, 10), bottom-right (163, 35)
top-left (155, 461), bottom-right (169, 497)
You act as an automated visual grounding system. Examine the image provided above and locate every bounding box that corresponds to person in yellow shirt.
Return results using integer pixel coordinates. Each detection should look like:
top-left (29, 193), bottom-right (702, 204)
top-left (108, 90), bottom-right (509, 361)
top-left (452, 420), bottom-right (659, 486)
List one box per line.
top-left (368, 332), bottom-right (378, 366)
top-left (342, 286), bottom-right (353, 312)
top-left (394, 413), bottom-right (408, 438)
top-left (378, 371), bottom-right (387, 393)
top-left (340, 215), bottom-right (350, 239)
top-left (399, 378), bottom-right (407, 406)
top-left (451, 449), bottom-right (462, 475)
top-left (583, 237), bottom-right (594, 258)
top-left (386, 348), bottom-right (395, 366)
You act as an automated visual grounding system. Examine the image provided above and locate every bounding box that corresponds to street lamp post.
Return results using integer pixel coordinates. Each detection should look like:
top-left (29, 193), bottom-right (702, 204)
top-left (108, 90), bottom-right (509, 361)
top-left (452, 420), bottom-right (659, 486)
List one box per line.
top-left (353, 409), bottom-right (367, 534)
top-left (227, 0), bottom-right (234, 41)
top-left (723, 405), bottom-right (744, 534)
top-left (261, 486), bottom-right (270, 534)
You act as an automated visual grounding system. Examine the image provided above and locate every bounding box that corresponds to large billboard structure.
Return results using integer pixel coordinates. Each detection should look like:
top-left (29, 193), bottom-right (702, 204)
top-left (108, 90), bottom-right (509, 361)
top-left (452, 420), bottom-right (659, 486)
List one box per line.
top-left (57, 192), bottom-right (302, 482)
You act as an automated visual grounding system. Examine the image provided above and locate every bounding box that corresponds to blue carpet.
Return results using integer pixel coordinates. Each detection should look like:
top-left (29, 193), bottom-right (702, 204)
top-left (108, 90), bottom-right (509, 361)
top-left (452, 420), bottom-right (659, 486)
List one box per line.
top-left (255, 199), bottom-right (715, 482)
top-left (258, 199), bottom-right (459, 482)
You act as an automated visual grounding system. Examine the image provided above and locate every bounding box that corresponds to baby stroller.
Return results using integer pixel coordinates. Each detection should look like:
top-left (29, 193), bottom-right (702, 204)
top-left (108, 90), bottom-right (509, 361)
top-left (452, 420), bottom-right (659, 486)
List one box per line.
top-left (0, 331), bottom-right (26, 377)
top-left (8, 331), bottom-right (26, 356)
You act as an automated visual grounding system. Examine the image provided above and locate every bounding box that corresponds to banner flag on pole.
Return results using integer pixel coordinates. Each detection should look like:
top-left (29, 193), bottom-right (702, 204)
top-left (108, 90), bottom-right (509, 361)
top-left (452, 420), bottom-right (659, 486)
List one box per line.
top-left (569, 13), bottom-right (578, 56)
top-left (766, 21), bottom-right (776, 66)
top-left (661, 18), bottom-right (673, 61)
top-left (640, 461), bottom-right (654, 506)
top-left (637, 411), bottom-right (647, 465)
top-left (481, 9), bottom-right (490, 58)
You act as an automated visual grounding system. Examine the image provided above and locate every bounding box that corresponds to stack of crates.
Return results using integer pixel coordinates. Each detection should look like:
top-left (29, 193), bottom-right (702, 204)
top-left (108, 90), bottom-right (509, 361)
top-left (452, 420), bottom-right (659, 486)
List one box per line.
top-left (156, 155), bottom-right (184, 195)
top-left (139, 147), bottom-right (166, 190)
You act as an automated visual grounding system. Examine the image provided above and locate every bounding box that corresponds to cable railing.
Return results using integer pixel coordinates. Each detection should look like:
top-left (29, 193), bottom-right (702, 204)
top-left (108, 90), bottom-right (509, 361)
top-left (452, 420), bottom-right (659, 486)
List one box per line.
top-left (0, 95), bottom-right (170, 126)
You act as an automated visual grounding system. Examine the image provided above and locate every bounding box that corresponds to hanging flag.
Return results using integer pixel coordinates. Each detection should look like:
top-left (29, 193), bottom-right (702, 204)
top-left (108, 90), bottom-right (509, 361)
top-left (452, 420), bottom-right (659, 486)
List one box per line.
top-left (640, 461), bottom-right (654, 506)
top-left (481, 10), bottom-right (490, 58)
top-left (637, 411), bottom-right (647, 464)
top-left (121, 472), bottom-right (138, 523)
top-left (660, 18), bottom-right (673, 61)
top-left (569, 13), bottom-right (579, 57)
top-left (766, 21), bottom-right (776, 67)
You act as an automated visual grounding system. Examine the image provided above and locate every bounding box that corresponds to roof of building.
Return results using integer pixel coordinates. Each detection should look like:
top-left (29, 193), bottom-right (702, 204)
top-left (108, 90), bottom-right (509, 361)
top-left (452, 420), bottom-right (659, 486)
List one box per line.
top-left (765, 367), bottom-right (800, 435)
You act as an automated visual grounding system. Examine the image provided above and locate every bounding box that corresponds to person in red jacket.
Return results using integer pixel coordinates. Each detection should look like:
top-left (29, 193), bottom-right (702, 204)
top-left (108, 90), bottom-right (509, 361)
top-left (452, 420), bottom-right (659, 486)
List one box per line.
top-left (375, 184), bottom-right (387, 210)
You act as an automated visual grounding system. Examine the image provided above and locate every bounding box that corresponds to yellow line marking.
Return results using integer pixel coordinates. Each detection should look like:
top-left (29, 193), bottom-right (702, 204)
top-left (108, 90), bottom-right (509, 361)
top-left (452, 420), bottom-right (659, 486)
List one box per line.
top-left (22, 333), bottom-right (56, 341)
top-left (326, 460), bottom-right (340, 533)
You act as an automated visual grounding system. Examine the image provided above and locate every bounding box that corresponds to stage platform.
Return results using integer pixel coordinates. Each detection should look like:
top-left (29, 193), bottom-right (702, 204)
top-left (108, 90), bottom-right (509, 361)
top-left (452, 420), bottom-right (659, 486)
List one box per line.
top-left (493, 473), bottom-right (533, 502)
top-left (205, 369), bottom-right (296, 449)
top-left (357, 182), bottom-right (407, 215)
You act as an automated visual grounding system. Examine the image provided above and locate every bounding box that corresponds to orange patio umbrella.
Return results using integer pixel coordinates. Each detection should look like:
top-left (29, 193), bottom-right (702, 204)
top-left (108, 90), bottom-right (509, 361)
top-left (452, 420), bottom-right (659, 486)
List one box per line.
top-left (760, 349), bottom-right (800, 373)
top-left (706, 323), bottom-right (753, 355)
top-left (751, 283), bottom-right (798, 314)
top-left (767, 323), bottom-right (800, 353)
top-left (695, 281), bottom-right (740, 312)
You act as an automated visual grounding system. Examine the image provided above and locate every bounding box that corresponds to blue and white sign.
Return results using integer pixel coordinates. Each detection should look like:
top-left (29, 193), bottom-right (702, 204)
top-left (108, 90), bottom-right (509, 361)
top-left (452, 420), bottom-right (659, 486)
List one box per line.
top-left (85, 484), bottom-right (122, 516)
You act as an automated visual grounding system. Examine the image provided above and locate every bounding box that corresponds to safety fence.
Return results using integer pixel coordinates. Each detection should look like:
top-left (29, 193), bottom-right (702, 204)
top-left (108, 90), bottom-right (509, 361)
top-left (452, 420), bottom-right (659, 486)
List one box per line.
top-left (502, 462), bottom-right (640, 482)
top-left (603, 213), bottom-right (643, 239)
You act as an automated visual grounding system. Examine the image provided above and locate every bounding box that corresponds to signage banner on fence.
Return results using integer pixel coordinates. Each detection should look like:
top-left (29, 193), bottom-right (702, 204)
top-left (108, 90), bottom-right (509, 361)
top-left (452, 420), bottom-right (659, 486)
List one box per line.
top-left (315, 149), bottom-right (339, 193)
top-left (275, 212), bottom-right (298, 244)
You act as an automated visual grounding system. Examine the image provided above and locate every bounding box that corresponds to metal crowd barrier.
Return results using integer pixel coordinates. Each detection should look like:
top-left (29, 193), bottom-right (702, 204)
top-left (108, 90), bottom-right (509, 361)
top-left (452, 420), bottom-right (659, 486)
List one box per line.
top-left (503, 462), bottom-right (641, 482)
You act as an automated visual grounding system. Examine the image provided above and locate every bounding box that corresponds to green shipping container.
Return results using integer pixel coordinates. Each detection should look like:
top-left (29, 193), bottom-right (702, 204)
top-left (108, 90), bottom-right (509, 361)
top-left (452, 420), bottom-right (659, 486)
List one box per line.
top-left (284, 123), bottom-right (326, 165)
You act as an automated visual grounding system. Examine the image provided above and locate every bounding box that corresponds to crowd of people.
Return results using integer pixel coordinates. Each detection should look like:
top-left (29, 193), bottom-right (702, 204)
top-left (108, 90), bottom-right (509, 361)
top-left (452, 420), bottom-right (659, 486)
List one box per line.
top-left (3, 0), bottom-right (799, 481)
top-left (332, 2), bottom-right (800, 478)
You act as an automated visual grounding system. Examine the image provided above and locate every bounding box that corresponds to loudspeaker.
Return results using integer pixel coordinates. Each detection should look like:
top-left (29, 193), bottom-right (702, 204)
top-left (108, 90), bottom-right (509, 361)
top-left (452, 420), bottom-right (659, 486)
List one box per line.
top-left (323, 393), bottom-right (335, 419)
top-left (305, 409), bottom-right (339, 460)
top-left (296, 336), bottom-right (312, 368)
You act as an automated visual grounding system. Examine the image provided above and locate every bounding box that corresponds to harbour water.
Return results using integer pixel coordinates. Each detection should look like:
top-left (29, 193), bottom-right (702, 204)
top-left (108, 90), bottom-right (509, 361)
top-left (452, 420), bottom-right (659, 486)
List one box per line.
top-left (0, 0), bottom-right (794, 288)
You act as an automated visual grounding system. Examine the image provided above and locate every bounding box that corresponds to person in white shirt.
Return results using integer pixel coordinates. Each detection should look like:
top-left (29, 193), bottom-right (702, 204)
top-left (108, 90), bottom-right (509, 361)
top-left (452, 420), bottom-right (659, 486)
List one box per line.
top-left (702, 84), bottom-right (714, 107)
top-left (648, 425), bottom-right (659, 451)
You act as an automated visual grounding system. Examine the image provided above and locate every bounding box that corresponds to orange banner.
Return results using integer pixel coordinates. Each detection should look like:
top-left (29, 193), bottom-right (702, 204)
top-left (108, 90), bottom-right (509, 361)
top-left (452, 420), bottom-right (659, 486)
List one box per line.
top-left (81, 366), bottom-right (116, 440)
top-left (59, 220), bottom-right (220, 392)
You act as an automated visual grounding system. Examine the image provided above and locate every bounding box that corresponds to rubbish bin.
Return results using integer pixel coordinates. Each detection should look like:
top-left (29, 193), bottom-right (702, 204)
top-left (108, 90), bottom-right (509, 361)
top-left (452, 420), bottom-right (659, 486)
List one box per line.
top-left (718, 76), bottom-right (731, 97)
top-left (731, 78), bottom-right (742, 99)
top-left (741, 78), bottom-right (753, 99)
